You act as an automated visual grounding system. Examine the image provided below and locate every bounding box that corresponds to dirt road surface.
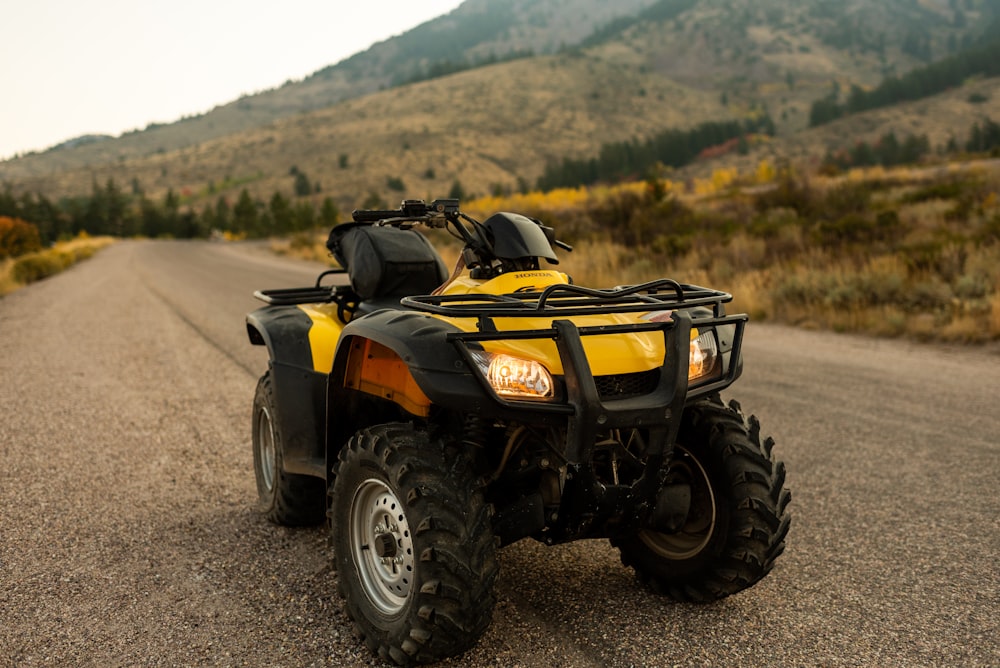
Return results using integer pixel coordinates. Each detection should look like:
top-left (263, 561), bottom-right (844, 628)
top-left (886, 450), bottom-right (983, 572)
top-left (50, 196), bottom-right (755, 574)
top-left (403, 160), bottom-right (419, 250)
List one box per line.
top-left (2, 240), bottom-right (997, 667)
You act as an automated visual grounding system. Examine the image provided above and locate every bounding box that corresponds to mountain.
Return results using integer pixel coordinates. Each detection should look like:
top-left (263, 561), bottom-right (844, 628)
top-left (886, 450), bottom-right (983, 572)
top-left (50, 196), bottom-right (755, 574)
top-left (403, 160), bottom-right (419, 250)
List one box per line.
top-left (1, 0), bottom-right (659, 178)
top-left (3, 0), bottom-right (999, 210)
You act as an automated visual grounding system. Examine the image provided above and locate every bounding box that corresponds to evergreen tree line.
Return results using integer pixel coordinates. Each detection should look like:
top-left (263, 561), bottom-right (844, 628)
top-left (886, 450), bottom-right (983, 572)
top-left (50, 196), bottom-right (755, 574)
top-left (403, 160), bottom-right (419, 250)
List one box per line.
top-left (536, 114), bottom-right (776, 191)
top-left (0, 180), bottom-right (340, 246)
top-left (578, 0), bottom-right (698, 48)
top-left (394, 49), bottom-right (535, 87)
top-left (823, 117), bottom-right (1000, 171)
top-left (823, 131), bottom-right (932, 171)
top-left (809, 27), bottom-right (1000, 127)
top-left (965, 117), bottom-right (1000, 152)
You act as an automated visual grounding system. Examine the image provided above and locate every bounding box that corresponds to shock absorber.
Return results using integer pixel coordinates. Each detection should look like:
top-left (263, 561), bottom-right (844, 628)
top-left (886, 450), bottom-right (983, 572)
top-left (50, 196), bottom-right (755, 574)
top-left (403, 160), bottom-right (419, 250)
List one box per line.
top-left (462, 414), bottom-right (489, 450)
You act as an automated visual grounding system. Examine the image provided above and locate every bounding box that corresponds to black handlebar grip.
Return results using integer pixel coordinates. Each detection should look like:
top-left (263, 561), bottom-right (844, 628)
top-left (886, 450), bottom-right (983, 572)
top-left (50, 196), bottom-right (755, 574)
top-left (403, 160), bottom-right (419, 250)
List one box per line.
top-left (351, 209), bottom-right (402, 222)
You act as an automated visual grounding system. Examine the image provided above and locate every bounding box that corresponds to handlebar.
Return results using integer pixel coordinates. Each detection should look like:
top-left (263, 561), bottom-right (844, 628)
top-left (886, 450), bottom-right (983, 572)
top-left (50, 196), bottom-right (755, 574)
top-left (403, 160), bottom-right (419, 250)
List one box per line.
top-left (351, 209), bottom-right (405, 223)
top-left (352, 198), bottom-right (460, 223)
top-left (346, 199), bottom-right (572, 273)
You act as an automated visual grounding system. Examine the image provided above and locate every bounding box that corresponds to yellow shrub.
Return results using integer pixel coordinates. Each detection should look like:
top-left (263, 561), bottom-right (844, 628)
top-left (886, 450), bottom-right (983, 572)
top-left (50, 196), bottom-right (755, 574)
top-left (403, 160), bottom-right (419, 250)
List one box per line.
top-left (756, 159), bottom-right (776, 184)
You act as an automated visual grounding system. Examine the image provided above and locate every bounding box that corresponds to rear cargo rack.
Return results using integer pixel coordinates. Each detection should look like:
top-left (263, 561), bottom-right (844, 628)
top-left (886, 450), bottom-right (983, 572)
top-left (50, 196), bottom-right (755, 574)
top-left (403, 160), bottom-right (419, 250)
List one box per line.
top-left (253, 269), bottom-right (347, 305)
top-left (253, 286), bottom-right (335, 305)
top-left (401, 279), bottom-right (733, 319)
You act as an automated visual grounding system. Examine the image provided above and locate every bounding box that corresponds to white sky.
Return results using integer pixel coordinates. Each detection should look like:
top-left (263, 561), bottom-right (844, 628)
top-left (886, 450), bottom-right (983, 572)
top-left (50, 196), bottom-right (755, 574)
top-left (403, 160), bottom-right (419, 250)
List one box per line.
top-left (0, 0), bottom-right (465, 160)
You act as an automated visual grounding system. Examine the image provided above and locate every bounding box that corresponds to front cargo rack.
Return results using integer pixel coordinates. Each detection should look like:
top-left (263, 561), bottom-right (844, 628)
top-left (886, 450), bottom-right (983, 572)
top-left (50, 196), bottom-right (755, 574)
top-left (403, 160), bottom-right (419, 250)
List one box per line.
top-left (400, 278), bottom-right (734, 319)
top-left (402, 278), bottom-right (749, 416)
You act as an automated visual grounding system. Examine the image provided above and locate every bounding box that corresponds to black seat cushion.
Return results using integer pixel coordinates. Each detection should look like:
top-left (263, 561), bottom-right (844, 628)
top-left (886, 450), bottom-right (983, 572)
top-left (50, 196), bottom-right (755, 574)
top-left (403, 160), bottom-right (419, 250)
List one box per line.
top-left (326, 224), bottom-right (448, 301)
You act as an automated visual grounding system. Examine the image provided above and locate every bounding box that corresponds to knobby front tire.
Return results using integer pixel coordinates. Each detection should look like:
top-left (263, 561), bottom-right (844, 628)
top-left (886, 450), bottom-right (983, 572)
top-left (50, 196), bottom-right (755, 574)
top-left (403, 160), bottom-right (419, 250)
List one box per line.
top-left (329, 423), bottom-right (499, 665)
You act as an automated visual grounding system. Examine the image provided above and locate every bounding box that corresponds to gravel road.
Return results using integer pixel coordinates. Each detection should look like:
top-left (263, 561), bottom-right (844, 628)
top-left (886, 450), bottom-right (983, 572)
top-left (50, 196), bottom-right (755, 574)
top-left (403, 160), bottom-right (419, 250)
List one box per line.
top-left (1, 240), bottom-right (997, 667)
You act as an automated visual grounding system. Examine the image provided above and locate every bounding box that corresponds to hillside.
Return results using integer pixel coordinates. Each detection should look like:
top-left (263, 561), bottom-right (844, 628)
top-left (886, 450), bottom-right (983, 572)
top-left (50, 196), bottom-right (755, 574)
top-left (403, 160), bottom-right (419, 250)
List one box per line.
top-left (3, 0), bottom-right (999, 211)
top-left (0, 0), bottom-right (659, 177)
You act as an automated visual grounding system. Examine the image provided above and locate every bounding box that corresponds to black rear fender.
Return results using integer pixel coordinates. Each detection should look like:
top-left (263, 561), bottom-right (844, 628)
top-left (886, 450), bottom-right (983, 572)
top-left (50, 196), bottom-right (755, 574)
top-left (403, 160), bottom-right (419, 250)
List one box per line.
top-left (246, 305), bottom-right (327, 479)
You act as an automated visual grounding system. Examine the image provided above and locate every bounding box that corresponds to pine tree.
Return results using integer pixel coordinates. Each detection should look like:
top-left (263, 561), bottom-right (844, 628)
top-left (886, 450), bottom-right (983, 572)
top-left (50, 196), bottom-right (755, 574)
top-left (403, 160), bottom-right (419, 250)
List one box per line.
top-left (269, 192), bottom-right (293, 235)
top-left (233, 189), bottom-right (259, 235)
top-left (293, 171), bottom-right (312, 197)
top-left (448, 179), bottom-right (466, 201)
top-left (320, 197), bottom-right (340, 228)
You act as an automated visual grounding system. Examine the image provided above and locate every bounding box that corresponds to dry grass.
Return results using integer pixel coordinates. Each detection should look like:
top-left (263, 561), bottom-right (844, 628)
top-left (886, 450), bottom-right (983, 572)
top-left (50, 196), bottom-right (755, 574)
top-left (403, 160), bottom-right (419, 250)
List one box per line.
top-left (274, 158), bottom-right (1000, 344)
top-left (269, 232), bottom-right (337, 266)
top-left (0, 235), bottom-right (114, 297)
top-left (0, 258), bottom-right (16, 295)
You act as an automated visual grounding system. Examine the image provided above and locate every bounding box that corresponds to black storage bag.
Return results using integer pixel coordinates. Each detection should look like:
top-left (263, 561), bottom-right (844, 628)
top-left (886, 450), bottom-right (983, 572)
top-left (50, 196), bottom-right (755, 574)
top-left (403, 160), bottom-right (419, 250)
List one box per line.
top-left (326, 223), bottom-right (448, 300)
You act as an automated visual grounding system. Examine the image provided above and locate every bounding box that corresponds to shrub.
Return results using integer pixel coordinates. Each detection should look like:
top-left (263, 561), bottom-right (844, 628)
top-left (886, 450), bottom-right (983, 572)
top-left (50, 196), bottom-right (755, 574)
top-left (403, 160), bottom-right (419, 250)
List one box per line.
top-left (953, 272), bottom-right (990, 300)
top-left (12, 252), bottom-right (65, 283)
top-left (749, 207), bottom-right (799, 238)
top-left (815, 213), bottom-right (876, 245)
top-left (905, 278), bottom-right (954, 311)
top-left (753, 172), bottom-right (815, 216)
top-left (820, 181), bottom-right (872, 219)
top-left (0, 216), bottom-right (42, 259)
top-left (976, 214), bottom-right (1000, 243)
top-left (900, 179), bottom-right (967, 204)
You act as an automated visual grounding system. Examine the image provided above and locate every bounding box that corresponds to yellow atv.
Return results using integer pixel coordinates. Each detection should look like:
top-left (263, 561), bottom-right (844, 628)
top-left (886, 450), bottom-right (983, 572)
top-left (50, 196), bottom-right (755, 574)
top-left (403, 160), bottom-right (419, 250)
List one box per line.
top-left (246, 199), bottom-right (790, 665)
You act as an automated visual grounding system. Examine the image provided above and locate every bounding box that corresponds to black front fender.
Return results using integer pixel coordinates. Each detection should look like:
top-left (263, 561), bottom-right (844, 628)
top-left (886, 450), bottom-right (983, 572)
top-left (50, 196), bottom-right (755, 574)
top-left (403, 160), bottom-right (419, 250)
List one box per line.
top-left (330, 309), bottom-right (485, 408)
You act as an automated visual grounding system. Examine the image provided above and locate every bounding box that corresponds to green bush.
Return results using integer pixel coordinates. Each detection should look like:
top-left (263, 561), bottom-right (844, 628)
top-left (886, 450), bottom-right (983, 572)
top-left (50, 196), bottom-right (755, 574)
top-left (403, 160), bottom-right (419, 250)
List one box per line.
top-left (900, 179), bottom-right (967, 204)
top-left (820, 181), bottom-right (872, 219)
top-left (815, 213), bottom-right (876, 245)
top-left (905, 278), bottom-right (954, 311)
top-left (954, 273), bottom-right (990, 300)
top-left (749, 207), bottom-right (799, 238)
top-left (753, 173), bottom-right (815, 217)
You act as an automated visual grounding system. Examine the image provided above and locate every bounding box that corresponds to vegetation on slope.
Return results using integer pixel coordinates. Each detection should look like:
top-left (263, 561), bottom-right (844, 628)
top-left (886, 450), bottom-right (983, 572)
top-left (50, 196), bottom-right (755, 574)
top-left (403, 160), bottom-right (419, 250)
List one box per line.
top-left (809, 24), bottom-right (1000, 127)
top-left (467, 160), bottom-right (1000, 343)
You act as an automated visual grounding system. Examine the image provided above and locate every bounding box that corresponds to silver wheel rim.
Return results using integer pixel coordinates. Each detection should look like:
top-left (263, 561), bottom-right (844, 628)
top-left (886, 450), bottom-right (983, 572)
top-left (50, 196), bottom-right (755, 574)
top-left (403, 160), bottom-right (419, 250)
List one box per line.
top-left (256, 406), bottom-right (276, 492)
top-left (639, 446), bottom-right (716, 560)
top-left (350, 478), bottom-right (415, 615)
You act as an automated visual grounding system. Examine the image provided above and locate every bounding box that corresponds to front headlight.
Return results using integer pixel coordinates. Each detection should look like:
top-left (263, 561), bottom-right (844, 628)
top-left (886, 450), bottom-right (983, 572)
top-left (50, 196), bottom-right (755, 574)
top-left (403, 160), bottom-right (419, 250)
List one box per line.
top-left (469, 351), bottom-right (554, 400)
top-left (688, 329), bottom-right (719, 382)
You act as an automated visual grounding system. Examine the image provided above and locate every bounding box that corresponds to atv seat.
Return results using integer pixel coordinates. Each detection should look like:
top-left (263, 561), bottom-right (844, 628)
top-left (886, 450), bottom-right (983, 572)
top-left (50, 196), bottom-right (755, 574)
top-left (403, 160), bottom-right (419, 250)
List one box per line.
top-left (326, 223), bottom-right (449, 314)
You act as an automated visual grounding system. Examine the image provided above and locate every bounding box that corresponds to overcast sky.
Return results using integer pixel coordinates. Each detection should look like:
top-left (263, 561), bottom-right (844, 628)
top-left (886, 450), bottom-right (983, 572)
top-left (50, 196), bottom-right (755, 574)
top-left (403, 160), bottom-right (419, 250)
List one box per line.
top-left (0, 0), bottom-right (465, 160)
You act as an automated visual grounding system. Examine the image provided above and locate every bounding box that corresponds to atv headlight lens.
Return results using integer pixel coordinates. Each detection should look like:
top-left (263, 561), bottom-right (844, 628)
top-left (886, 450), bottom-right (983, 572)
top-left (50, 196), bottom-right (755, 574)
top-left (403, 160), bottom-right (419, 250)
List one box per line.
top-left (469, 351), bottom-right (554, 400)
top-left (688, 329), bottom-right (719, 382)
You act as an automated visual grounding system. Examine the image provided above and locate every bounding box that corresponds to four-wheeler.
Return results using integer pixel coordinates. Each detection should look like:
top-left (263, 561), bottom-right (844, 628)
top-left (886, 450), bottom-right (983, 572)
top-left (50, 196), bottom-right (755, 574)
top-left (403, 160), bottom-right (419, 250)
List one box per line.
top-left (246, 198), bottom-right (790, 665)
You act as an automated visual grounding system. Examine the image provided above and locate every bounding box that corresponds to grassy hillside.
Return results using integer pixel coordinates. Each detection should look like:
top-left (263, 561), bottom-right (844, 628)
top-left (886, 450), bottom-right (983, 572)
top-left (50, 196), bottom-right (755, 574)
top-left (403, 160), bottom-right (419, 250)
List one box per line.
top-left (462, 158), bottom-right (1000, 343)
top-left (7, 55), bottom-right (725, 211)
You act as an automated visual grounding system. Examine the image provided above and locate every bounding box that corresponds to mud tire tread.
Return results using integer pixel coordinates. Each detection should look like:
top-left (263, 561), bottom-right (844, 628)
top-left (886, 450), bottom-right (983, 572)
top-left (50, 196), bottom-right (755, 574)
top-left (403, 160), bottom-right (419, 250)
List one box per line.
top-left (329, 423), bottom-right (498, 665)
top-left (613, 396), bottom-right (791, 602)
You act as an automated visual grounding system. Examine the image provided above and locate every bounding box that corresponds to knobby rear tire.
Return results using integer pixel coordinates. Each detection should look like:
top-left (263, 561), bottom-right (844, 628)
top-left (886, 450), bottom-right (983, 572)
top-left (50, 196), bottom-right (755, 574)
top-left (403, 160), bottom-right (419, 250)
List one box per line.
top-left (251, 372), bottom-right (326, 526)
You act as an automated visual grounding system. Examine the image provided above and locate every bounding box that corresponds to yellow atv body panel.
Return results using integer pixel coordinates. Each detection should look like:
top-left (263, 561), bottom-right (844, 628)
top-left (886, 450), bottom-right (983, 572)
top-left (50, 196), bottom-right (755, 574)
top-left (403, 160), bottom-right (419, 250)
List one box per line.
top-left (295, 269), bottom-right (688, 383)
top-left (434, 270), bottom-right (670, 376)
